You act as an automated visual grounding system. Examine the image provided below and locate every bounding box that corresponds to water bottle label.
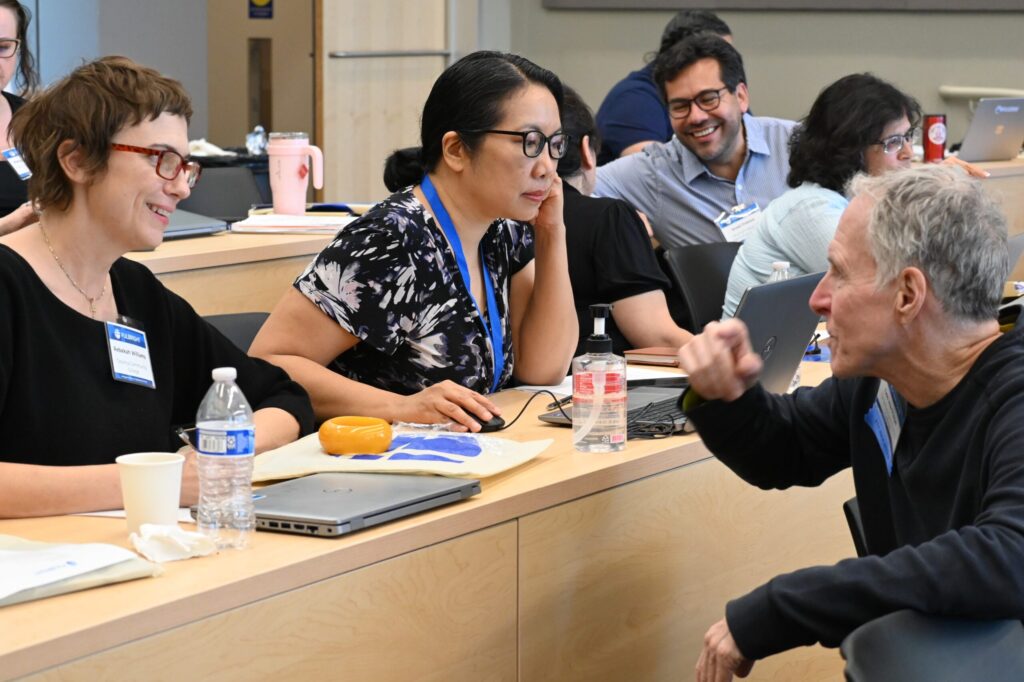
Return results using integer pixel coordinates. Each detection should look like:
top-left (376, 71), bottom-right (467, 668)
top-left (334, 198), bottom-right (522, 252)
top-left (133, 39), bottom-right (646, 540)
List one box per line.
top-left (197, 427), bottom-right (255, 456)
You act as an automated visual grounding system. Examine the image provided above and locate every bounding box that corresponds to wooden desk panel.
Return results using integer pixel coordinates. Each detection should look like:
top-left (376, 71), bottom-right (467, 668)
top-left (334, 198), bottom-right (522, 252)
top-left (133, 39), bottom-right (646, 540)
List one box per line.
top-left (125, 232), bottom-right (332, 315)
top-left (520, 456), bottom-right (852, 682)
top-left (26, 523), bottom-right (517, 682)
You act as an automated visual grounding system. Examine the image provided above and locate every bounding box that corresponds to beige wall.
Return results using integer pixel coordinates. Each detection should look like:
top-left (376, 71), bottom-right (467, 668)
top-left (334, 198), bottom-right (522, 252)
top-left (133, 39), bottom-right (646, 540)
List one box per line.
top-left (207, 0), bottom-right (315, 147)
top-left (509, 5), bottom-right (1024, 143)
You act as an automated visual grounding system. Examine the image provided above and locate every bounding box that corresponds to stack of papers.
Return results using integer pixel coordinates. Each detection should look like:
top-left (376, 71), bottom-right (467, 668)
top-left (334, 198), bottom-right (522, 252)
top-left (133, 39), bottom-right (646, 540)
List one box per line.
top-left (0, 534), bottom-right (159, 607)
top-left (231, 213), bottom-right (358, 235)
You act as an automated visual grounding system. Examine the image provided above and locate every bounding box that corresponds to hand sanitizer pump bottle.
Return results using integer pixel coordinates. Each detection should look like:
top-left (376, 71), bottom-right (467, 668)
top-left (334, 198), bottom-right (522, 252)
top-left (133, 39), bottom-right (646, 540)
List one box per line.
top-left (572, 304), bottom-right (627, 453)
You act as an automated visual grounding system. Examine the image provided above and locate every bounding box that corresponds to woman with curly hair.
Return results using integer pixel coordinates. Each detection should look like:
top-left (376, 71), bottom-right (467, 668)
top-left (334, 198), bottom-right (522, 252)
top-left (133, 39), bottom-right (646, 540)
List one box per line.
top-left (722, 73), bottom-right (984, 318)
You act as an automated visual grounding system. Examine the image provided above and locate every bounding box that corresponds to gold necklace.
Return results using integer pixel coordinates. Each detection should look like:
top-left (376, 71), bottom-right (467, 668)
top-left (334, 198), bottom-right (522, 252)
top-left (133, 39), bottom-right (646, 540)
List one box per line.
top-left (39, 224), bottom-right (107, 319)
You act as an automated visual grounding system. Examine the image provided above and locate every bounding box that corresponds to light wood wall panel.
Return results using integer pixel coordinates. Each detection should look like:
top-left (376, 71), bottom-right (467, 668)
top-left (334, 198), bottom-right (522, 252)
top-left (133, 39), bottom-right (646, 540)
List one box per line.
top-left (319, 0), bottom-right (448, 203)
top-left (28, 522), bottom-right (518, 682)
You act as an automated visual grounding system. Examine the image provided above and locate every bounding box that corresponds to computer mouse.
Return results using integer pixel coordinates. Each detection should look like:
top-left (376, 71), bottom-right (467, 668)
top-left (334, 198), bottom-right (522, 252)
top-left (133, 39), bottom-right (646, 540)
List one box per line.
top-left (474, 415), bottom-right (506, 433)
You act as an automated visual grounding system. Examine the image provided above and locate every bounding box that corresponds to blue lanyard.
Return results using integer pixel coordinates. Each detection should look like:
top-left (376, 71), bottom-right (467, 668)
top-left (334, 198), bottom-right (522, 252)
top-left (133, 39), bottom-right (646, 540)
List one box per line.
top-left (421, 175), bottom-right (505, 393)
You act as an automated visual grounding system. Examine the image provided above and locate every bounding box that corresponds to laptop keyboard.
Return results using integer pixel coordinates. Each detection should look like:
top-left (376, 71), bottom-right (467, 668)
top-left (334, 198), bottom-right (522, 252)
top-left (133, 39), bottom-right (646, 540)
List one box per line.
top-left (628, 396), bottom-right (687, 427)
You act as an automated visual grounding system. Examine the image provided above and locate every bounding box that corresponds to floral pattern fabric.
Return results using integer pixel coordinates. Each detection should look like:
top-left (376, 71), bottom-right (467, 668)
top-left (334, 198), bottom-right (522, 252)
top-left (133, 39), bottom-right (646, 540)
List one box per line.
top-left (295, 188), bottom-right (535, 395)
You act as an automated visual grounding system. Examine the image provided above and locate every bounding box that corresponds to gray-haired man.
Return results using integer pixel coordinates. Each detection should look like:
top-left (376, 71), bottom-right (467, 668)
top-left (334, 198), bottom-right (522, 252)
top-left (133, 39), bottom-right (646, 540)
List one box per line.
top-left (677, 165), bottom-right (1024, 680)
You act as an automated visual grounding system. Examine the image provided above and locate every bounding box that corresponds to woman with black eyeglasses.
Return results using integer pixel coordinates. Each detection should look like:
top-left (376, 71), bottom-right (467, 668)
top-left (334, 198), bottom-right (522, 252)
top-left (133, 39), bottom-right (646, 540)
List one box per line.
top-left (0, 0), bottom-right (39, 236)
top-left (722, 73), bottom-right (987, 319)
top-left (252, 51), bottom-right (577, 431)
top-left (0, 57), bottom-right (314, 517)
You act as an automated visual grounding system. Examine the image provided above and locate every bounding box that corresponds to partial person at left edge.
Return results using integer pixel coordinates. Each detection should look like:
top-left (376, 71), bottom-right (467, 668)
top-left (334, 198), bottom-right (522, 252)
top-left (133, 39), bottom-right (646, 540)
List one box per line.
top-left (0, 56), bottom-right (315, 518)
top-left (0, 0), bottom-right (40, 236)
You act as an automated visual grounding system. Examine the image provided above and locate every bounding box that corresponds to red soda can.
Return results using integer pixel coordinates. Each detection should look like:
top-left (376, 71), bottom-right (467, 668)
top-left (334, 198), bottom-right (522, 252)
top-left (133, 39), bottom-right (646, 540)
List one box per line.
top-left (923, 114), bottom-right (947, 163)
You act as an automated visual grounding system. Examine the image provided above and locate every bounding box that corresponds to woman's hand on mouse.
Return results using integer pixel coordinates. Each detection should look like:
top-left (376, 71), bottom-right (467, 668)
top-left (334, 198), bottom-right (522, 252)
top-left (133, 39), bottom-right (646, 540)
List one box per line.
top-left (394, 380), bottom-right (501, 432)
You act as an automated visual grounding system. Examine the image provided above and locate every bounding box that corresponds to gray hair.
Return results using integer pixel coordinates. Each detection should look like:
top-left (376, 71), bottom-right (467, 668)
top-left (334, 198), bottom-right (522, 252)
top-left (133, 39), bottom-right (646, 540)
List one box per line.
top-left (847, 165), bottom-right (1008, 322)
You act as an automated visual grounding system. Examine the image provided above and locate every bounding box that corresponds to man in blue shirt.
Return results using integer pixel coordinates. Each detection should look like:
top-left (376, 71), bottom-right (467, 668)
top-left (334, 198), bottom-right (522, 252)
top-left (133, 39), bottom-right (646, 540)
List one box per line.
top-left (595, 35), bottom-right (794, 249)
top-left (595, 10), bottom-right (733, 165)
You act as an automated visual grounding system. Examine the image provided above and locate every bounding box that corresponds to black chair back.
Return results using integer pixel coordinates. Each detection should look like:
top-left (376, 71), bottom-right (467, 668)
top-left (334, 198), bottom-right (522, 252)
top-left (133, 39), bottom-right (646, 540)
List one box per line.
top-left (204, 312), bottom-right (270, 352)
top-left (842, 609), bottom-right (1024, 681)
top-left (843, 497), bottom-right (869, 558)
top-left (662, 242), bottom-right (741, 332)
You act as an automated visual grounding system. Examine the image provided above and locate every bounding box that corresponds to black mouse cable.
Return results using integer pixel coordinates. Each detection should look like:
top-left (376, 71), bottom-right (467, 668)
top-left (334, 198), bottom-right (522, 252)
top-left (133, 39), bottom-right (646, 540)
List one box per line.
top-left (492, 389), bottom-right (572, 430)
top-left (625, 402), bottom-right (677, 440)
top-left (491, 390), bottom-right (676, 439)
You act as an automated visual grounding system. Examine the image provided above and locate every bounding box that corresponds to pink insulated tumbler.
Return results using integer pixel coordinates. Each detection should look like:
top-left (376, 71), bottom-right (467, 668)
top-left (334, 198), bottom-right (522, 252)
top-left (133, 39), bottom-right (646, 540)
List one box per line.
top-left (267, 132), bottom-right (324, 215)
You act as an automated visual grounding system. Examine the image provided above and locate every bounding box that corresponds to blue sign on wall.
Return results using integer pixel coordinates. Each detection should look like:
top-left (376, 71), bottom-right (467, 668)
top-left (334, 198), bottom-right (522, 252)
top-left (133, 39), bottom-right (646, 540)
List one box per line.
top-left (249, 0), bottom-right (273, 20)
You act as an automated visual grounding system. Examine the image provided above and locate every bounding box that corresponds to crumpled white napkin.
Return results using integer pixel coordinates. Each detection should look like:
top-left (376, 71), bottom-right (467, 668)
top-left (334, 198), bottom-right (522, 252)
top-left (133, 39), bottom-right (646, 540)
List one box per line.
top-left (129, 524), bottom-right (217, 563)
top-left (188, 138), bottom-right (237, 157)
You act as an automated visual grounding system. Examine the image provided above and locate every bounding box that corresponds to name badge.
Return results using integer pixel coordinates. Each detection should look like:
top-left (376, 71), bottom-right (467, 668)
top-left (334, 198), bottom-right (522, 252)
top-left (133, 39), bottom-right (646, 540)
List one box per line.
top-left (714, 202), bottom-right (760, 243)
top-left (2, 148), bottom-right (31, 180)
top-left (863, 381), bottom-right (905, 476)
top-left (105, 321), bottom-right (156, 389)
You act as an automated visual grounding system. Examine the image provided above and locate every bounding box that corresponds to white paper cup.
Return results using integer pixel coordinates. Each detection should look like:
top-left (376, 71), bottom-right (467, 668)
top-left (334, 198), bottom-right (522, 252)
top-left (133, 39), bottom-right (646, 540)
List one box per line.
top-left (115, 452), bottom-right (185, 534)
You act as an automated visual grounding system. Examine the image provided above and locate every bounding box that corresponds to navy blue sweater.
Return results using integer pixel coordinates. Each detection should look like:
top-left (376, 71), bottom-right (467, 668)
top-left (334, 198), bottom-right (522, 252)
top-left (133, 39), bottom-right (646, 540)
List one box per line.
top-left (686, 324), bottom-right (1024, 660)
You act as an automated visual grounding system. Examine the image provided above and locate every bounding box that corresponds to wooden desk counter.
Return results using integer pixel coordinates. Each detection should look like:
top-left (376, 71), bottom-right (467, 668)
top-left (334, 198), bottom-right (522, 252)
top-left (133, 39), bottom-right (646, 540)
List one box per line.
top-left (125, 231), bottom-right (333, 315)
top-left (978, 159), bottom-right (1024, 247)
top-left (1, 364), bottom-right (854, 682)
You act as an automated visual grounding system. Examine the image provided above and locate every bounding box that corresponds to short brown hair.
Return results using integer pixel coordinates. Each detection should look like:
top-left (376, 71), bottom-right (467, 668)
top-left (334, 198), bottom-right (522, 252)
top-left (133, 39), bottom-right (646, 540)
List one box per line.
top-left (10, 55), bottom-right (192, 211)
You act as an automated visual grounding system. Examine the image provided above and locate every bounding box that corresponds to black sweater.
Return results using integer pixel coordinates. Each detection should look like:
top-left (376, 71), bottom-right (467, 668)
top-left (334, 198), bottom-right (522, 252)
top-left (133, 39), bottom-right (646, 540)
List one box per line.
top-left (0, 245), bottom-right (315, 465)
top-left (686, 324), bottom-right (1024, 660)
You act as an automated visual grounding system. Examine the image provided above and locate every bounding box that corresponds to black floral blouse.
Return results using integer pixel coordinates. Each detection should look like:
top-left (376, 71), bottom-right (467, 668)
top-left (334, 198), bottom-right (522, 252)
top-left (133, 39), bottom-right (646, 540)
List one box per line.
top-left (295, 188), bottom-right (535, 395)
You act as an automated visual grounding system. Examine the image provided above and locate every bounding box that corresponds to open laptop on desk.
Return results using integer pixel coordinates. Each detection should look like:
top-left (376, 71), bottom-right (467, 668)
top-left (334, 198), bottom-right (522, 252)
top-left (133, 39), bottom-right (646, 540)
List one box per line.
top-left (240, 472), bottom-right (481, 538)
top-left (178, 166), bottom-right (266, 223)
top-left (537, 271), bottom-right (824, 432)
top-left (161, 208), bottom-right (227, 240)
top-left (957, 98), bottom-right (1024, 163)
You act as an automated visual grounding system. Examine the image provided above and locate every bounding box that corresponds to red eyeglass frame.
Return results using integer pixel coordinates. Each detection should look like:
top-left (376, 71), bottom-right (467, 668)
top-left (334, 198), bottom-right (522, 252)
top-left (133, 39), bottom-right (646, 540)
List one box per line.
top-left (109, 143), bottom-right (202, 187)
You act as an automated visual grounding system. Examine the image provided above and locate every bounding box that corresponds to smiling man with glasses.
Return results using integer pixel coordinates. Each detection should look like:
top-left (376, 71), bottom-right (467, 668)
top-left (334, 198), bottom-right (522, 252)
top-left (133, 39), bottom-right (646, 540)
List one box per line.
top-left (595, 34), bottom-right (795, 249)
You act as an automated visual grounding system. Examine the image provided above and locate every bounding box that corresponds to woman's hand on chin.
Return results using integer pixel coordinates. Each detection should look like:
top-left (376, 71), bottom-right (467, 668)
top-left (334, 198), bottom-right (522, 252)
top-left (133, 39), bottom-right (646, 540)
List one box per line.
top-left (0, 203), bottom-right (39, 237)
top-left (393, 380), bottom-right (501, 433)
top-left (530, 175), bottom-right (564, 236)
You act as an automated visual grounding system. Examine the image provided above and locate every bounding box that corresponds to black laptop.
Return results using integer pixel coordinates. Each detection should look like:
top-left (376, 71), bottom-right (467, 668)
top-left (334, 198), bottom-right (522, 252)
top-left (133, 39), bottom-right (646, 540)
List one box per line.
top-left (538, 272), bottom-right (825, 432)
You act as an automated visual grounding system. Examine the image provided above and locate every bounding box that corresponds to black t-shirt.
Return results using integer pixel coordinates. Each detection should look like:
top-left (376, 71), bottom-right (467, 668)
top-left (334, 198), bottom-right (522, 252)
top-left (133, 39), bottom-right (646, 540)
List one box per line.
top-left (0, 92), bottom-right (27, 217)
top-left (563, 183), bottom-right (671, 357)
top-left (0, 246), bottom-right (315, 466)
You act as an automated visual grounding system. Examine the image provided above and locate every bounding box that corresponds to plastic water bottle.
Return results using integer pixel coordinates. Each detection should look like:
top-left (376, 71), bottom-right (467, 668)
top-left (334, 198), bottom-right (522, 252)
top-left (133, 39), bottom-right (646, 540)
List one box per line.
top-left (195, 367), bottom-right (255, 550)
top-left (572, 304), bottom-right (627, 452)
top-left (766, 262), bottom-right (801, 393)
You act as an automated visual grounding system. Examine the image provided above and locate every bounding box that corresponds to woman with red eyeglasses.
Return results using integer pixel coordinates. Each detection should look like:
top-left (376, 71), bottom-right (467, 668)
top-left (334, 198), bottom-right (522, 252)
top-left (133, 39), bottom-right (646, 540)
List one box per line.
top-left (0, 56), bottom-right (314, 518)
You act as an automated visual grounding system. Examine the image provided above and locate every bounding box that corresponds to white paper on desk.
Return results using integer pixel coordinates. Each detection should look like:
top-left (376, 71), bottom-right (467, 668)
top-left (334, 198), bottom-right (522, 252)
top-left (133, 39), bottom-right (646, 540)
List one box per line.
top-left (253, 432), bottom-right (552, 481)
top-left (515, 366), bottom-right (681, 397)
top-left (230, 214), bottom-right (357, 234)
top-left (0, 542), bottom-right (139, 600)
top-left (75, 508), bottom-right (195, 523)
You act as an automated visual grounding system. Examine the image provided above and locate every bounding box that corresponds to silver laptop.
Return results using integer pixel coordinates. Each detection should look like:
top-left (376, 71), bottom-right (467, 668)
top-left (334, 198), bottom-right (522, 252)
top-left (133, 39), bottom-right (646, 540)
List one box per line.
top-left (957, 98), bottom-right (1024, 163)
top-left (538, 271), bottom-right (824, 432)
top-left (250, 472), bottom-right (481, 537)
top-left (162, 208), bottom-right (227, 240)
top-left (735, 271), bottom-right (824, 394)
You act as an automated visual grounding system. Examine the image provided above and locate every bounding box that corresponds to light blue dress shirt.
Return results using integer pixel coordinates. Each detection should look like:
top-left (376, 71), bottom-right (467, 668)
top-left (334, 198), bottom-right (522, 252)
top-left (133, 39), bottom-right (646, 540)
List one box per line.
top-left (594, 113), bottom-right (797, 249)
top-left (722, 182), bottom-right (849, 318)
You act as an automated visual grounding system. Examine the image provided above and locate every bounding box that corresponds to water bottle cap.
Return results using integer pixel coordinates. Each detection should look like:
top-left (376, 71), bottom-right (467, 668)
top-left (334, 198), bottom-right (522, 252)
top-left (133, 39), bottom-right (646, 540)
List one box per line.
top-left (771, 261), bottom-right (790, 271)
top-left (212, 367), bottom-right (237, 382)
